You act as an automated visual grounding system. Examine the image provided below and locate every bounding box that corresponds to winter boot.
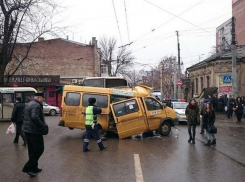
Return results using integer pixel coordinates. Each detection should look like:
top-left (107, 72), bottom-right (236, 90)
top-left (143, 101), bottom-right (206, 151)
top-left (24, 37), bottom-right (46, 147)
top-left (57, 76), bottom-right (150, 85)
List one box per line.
top-left (188, 137), bottom-right (192, 143)
top-left (192, 139), bottom-right (195, 144)
top-left (211, 139), bottom-right (216, 145)
top-left (204, 140), bottom-right (211, 146)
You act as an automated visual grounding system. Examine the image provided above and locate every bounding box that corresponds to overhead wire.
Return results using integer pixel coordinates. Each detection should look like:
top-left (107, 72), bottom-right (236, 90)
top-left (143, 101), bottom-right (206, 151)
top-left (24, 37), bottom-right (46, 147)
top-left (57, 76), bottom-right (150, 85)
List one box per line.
top-left (144, 0), bottom-right (214, 36)
top-left (111, 0), bottom-right (123, 46)
top-left (124, 0), bottom-right (130, 44)
top-left (119, 0), bottom-right (207, 48)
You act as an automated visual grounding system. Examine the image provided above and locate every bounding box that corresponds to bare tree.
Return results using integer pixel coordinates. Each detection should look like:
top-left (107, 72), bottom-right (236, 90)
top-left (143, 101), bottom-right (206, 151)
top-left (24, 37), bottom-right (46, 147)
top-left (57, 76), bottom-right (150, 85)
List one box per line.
top-left (0, 0), bottom-right (60, 86)
top-left (99, 36), bottom-right (134, 76)
top-left (160, 56), bottom-right (176, 97)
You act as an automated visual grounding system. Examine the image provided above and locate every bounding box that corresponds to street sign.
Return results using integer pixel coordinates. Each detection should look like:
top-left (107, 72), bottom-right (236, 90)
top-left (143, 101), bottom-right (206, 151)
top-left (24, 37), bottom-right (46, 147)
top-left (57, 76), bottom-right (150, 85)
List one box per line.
top-left (223, 75), bottom-right (232, 84)
top-left (177, 80), bottom-right (183, 86)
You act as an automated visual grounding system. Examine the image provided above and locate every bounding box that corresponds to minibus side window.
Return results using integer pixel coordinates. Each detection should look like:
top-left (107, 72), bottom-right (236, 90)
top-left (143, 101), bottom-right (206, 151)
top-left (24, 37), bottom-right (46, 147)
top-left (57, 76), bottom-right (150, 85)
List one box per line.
top-left (145, 98), bottom-right (161, 111)
top-left (15, 92), bottom-right (23, 102)
top-left (65, 93), bottom-right (80, 106)
top-left (24, 92), bottom-right (35, 103)
top-left (82, 94), bottom-right (108, 108)
top-left (113, 99), bottom-right (139, 117)
top-left (3, 93), bottom-right (14, 103)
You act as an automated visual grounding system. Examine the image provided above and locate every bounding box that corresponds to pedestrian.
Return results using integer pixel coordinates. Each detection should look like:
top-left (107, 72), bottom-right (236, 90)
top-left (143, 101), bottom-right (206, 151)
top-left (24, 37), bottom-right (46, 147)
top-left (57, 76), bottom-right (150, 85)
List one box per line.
top-left (203, 102), bottom-right (216, 146)
top-left (83, 97), bottom-right (107, 152)
top-left (12, 97), bottom-right (27, 146)
top-left (185, 98), bottom-right (200, 144)
top-left (212, 94), bottom-right (218, 112)
top-left (200, 100), bottom-right (208, 134)
top-left (22, 93), bottom-right (49, 177)
top-left (227, 95), bottom-right (236, 119)
top-left (234, 97), bottom-right (243, 122)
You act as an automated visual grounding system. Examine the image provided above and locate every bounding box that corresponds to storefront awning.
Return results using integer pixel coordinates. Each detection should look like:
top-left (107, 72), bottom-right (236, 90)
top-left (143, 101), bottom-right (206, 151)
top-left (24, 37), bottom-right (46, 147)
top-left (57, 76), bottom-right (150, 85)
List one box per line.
top-left (196, 87), bottom-right (218, 99)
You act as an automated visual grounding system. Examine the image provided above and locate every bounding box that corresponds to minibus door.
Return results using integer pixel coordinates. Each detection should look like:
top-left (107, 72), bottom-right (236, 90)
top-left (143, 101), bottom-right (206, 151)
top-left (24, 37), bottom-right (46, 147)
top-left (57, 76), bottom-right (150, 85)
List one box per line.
top-left (110, 98), bottom-right (147, 139)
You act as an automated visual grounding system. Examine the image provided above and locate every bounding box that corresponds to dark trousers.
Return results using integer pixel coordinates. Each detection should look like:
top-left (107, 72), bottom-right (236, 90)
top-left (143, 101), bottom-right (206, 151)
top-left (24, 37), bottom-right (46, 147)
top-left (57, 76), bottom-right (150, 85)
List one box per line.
top-left (200, 117), bottom-right (204, 133)
top-left (188, 124), bottom-right (196, 140)
top-left (22, 133), bottom-right (44, 172)
top-left (237, 113), bottom-right (242, 122)
top-left (14, 123), bottom-right (27, 144)
top-left (227, 108), bottom-right (233, 118)
top-left (83, 125), bottom-right (104, 150)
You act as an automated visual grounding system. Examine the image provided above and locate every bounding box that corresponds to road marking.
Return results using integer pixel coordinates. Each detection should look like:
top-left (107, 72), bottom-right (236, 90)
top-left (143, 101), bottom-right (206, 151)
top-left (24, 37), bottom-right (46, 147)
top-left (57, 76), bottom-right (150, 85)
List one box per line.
top-left (134, 154), bottom-right (144, 182)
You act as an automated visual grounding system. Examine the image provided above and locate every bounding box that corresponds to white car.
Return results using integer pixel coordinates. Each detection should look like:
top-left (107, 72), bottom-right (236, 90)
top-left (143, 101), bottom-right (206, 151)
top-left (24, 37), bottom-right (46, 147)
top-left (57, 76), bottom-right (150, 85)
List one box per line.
top-left (172, 102), bottom-right (189, 122)
top-left (43, 103), bottom-right (60, 116)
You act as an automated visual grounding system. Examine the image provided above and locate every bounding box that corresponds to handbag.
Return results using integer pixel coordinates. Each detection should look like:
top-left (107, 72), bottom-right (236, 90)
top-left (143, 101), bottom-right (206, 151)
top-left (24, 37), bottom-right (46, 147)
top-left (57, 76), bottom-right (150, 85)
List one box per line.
top-left (6, 123), bottom-right (16, 135)
top-left (207, 125), bottom-right (217, 134)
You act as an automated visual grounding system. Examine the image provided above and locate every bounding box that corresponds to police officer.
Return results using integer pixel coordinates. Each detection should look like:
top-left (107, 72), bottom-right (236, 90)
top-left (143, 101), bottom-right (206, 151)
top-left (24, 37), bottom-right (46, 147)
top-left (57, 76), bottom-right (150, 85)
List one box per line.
top-left (83, 97), bottom-right (107, 152)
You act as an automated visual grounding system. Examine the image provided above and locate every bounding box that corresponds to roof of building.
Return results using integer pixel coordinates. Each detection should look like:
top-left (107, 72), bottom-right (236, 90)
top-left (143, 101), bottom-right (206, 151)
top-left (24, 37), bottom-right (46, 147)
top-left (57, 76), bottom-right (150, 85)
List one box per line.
top-left (187, 45), bottom-right (245, 70)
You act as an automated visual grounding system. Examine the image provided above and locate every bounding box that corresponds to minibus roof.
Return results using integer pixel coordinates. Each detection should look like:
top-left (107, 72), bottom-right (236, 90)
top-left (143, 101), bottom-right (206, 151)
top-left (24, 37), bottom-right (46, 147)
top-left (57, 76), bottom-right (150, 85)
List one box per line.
top-left (63, 85), bottom-right (152, 98)
top-left (0, 87), bottom-right (37, 93)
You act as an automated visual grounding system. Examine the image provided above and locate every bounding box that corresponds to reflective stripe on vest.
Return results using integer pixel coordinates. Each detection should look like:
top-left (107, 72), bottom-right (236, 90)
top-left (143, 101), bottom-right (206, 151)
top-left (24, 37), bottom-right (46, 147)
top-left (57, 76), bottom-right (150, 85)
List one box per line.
top-left (85, 106), bottom-right (97, 125)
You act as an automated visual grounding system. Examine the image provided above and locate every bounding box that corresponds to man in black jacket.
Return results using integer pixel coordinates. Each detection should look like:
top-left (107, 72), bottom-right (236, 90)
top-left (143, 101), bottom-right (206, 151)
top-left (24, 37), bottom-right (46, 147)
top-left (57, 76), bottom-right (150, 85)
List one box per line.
top-left (12, 97), bottom-right (27, 146)
top-left (22, 93), bottom-right (49, 177)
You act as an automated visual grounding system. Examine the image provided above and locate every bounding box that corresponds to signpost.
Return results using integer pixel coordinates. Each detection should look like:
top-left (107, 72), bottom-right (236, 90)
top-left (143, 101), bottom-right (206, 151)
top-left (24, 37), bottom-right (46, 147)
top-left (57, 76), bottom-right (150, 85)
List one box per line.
top-left (177, 80), bottom-right (183, 86)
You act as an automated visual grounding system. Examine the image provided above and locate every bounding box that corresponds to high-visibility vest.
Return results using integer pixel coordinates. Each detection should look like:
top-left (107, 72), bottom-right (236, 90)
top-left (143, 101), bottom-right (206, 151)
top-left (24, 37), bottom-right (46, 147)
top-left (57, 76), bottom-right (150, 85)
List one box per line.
top-left (85, 106), bottom-right (97, 125)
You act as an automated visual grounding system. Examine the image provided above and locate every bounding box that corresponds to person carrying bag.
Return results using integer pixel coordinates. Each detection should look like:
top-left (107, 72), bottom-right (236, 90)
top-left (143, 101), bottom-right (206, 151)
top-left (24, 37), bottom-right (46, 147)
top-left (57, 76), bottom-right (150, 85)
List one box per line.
top-left (203, 102), bottom-right (217, 146)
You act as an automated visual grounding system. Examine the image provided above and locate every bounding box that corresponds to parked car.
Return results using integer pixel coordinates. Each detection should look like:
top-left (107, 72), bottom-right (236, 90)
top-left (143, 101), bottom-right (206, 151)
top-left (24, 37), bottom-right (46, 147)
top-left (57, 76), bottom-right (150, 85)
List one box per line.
top-left (172, 102), bottom-right (189, 123)
top-left (172, 101), bottom-right (202, 123)
top-left (43, 103), bottom-right (60, 116)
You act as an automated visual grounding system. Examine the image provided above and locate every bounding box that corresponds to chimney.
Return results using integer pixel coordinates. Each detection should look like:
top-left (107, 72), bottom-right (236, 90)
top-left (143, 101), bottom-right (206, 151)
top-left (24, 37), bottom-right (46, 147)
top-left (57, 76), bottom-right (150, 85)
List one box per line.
top-left (92, 37), bottom-right (96, 45)
top-left (38, 37), bottom-right (44, 42)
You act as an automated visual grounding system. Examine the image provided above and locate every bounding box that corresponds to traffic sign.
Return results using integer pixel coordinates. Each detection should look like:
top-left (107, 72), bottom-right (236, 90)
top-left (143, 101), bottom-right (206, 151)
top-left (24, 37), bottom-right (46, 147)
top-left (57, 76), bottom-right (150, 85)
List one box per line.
top-left (223, 75), bottom-right (232, 84)
top-left (177, 80), bottom-right (183, 86)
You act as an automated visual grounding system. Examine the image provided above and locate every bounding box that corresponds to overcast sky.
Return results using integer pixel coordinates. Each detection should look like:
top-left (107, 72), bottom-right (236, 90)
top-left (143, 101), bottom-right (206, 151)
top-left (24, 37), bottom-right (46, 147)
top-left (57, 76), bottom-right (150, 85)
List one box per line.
top-left (54, 0), bottom-right (232, 71)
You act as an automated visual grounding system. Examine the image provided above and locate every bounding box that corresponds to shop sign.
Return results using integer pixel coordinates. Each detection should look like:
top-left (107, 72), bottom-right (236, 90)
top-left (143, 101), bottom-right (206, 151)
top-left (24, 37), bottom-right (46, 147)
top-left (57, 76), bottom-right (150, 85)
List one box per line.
top-left (8, 75), bottom-right (60, 86)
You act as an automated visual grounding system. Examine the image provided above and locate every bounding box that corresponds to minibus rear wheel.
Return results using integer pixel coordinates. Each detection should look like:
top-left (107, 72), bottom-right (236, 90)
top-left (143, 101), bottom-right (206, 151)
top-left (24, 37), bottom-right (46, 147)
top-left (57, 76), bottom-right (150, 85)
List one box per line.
top-left (159, 121), bottom-right (171, 136)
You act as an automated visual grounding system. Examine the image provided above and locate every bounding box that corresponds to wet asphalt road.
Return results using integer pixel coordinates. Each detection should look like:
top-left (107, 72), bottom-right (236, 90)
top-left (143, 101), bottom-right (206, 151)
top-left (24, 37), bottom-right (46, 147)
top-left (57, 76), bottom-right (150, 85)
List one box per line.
top-left (0, 113), bottom-right (245, 182)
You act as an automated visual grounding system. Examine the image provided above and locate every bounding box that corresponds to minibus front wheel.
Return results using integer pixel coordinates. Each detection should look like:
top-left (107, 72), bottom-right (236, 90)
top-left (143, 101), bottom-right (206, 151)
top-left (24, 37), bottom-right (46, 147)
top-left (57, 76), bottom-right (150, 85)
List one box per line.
top-left (159, 121), bottom-right (171, 136)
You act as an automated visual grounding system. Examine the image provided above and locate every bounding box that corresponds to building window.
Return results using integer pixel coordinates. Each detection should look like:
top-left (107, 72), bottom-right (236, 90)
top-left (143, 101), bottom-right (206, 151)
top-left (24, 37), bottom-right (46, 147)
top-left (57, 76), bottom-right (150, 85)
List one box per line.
top-left (201, 77), bottom-right (204, 90)
top-left (101, 65), bottom-right (107, 74)
top-left (195, 78), bottom-right (198, 93)
top-left (206, 76), bottom-right (210, 88)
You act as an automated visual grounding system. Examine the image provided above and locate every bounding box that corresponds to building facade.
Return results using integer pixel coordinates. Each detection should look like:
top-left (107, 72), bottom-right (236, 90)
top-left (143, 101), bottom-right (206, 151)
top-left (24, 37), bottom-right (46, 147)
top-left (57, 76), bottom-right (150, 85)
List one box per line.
top-left (233, 0), bottom-right (245, 45)
top-left (216, 18), bottom-right (232, 52)
top-left (186, 46), bottom-right (245, 100)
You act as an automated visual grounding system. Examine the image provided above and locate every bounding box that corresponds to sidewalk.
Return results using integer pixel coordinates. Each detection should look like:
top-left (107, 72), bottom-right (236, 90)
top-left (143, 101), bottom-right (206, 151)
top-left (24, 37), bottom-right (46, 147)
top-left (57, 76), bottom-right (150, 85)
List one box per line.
top-left (197, 113), bottom-right (245, 166)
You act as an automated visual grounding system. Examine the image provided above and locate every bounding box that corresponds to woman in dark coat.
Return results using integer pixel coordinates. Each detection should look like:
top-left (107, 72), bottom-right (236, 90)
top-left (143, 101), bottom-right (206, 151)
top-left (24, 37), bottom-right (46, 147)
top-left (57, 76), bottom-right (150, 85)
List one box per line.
top-left (235, 97), bottom-right (243, 122)
top-left (202, 102), bottom-right (216, 146)
top-left (185, 98), bottom-right (200, 144)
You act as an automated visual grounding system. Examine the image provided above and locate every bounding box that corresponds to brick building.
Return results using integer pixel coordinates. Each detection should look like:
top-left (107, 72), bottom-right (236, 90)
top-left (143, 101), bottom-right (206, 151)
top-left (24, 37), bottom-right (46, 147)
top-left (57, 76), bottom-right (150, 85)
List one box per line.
top-left (6, 37), bottom-right (101, 106)
top-left (233, 0), bottom-right (245, 45)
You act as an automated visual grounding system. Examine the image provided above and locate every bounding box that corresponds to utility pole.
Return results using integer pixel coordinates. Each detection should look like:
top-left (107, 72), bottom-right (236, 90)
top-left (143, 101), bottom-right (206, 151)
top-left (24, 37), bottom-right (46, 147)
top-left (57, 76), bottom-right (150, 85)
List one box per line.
top-left (160, 62), bottom-right (163, 96)
top-left (231, 16), bottom-right (237, 98)
top-left (174, 58), bottom-right (177, 99)
top-left (151, 69), bottom-right (154, 89)
top-left (176, 31), bottom-right (181, 99)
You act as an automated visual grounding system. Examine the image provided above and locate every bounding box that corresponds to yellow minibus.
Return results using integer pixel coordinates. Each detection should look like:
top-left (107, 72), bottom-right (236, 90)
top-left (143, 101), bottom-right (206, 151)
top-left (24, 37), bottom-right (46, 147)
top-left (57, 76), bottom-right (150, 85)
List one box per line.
top-left (59, 85), bottom-right (178, 139)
